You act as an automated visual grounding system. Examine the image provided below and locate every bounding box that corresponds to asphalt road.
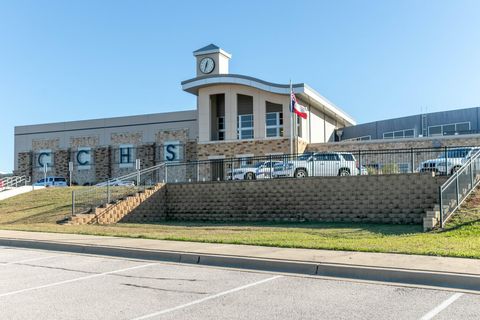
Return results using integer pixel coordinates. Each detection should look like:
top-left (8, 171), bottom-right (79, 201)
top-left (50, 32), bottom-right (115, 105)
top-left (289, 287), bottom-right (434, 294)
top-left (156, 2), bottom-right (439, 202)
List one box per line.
top-left (0, 246), bottom-right (478, 320)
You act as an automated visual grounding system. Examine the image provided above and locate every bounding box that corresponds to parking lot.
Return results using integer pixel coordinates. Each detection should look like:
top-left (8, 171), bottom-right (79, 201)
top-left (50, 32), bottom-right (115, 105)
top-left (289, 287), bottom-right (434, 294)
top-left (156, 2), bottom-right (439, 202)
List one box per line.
top-left (0, 246), bottom-right (478, 320)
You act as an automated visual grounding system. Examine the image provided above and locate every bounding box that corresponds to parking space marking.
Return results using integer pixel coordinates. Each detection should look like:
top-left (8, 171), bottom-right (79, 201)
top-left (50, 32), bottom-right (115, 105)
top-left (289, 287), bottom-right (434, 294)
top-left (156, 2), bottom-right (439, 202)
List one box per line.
top-left (0, 255), bottom-right (59, 266)
top-left (0, 262), bottom-right (156, 298)
top-left (131, 275), bottom-right (283, 320)
top-left (419, 292), bottom-right (464, 320)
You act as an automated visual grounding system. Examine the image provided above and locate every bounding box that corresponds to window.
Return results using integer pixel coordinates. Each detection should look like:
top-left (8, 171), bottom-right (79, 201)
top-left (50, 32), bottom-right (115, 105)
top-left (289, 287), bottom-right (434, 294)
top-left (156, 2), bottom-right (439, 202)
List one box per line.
top-left (265, 101), bottom-right (284, 138)
top-left (404, 129), bottom-right (415, 138)
top-left (266, 112), bottom-right (284, 137)
top-left (296, 117), bottom-right (302, 138)
top-left (237, 114), bottom-right (254, 139)
top-left (119, 145), bottom-right (133, 168)
top-left (314, 153), bottom-right (340, 161)
top-left (398, 163), bottom-right (410, 173)
top-left (54, 178), bottom-right (66, 182)
top-left (344, 136), bottom-right (371, 141)
top-left (237, 94), bottom-right (254, 140)
top-left (428, 122), bottom-right (471, 136)
top-left (383, 129), bottom-right (415, 139)
top-left (218, 116), bottom-right (225, 140)
top-left (236, 154), bottom-right (254, 167)
top-left (340, 153), bottom-right (355, 161)
top-left (456, 122), bottom-right (470, 132)
top-left (428, 126), bottom-right (442, 136)
top-left (383, 132), bottom-right (394, 139)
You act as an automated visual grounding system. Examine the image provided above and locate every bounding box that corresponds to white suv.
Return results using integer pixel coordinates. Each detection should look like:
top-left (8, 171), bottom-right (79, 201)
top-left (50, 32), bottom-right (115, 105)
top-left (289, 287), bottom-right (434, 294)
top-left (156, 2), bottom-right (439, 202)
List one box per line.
top-left (273, 152), bottom-right (361, 178)
top-left (418, 147), bottom-right (480, 175)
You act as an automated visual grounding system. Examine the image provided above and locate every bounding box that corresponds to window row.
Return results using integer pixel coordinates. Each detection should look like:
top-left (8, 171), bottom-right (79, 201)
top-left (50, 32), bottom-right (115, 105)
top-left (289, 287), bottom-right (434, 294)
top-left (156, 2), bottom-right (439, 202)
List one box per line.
top-left (217, 111), bottom-right (285, 141)
top-left (383, 129), bottom-right (415, 139)
top-left (428, 122), bottom-right (470, 136)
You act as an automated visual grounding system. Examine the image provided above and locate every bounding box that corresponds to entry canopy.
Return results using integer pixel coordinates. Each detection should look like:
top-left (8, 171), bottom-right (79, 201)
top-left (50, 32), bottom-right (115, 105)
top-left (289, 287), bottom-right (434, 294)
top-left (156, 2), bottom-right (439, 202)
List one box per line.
top-left (181, 74), bottom-right (356, 126)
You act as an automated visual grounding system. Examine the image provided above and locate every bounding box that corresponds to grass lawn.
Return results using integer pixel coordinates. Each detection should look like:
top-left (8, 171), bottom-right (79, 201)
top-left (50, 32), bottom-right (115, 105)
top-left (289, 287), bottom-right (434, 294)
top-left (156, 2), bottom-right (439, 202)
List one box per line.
top-left (1, 187), bottom-right (480, 259)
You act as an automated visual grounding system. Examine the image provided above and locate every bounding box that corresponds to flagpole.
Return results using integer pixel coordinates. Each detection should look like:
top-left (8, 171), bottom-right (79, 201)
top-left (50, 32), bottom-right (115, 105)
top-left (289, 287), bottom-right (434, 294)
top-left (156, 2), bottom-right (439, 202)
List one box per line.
top-left (290, 80), bottom-right (293, 155)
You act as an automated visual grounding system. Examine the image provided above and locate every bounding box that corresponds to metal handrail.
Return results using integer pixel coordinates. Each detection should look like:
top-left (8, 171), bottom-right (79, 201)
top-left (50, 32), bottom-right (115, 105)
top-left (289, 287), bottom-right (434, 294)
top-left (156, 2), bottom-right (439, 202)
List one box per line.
top-left (0, 176), bottom-right (30, 190)
top-left (71, 162), bottom-right (166, 215)
top-left (439, 150), bottom-right (480, 227)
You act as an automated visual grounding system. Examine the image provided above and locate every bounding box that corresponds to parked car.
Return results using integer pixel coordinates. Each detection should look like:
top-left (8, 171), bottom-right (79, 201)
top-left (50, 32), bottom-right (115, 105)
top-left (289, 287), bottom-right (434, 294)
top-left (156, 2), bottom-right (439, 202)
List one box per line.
top-left (33, 176), bottom-right (68, 187)
top-left (273, 152), bottom-right (364, 178)
top-left (228, 161), bottom-right (283, 180)
top-left (417, 147), bottom-right (480, 175)
top-left (95, 179), bottom-right (135, 187)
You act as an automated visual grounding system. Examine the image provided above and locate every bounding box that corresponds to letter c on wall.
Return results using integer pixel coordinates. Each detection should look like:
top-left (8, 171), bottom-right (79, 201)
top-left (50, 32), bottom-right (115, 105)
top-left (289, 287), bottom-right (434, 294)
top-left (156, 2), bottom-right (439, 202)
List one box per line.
top-left (38, 152), bottom-right (49, 167)
top-left (76, 150), bottom-right (90, 165)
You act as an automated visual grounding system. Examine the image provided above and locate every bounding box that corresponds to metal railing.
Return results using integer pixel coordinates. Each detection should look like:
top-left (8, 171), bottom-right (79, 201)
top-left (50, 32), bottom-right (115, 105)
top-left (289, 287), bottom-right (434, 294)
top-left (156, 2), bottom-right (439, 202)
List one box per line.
top-left (439, 150), bottom-right (480, 228)
top-left (70, 146), bottom-right (480, 216)
top-left (0, 176), bottom-right (30, 191)
top-left (72, 162), bottom-right (166, 215)
top-left (160, 147), bottom-right (469, 183)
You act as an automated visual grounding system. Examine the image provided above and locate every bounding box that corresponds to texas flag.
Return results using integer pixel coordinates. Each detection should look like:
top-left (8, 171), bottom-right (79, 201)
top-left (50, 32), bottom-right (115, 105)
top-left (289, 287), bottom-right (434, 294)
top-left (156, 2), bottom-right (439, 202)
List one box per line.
top-left (290, 91), bottom-right (308, 119)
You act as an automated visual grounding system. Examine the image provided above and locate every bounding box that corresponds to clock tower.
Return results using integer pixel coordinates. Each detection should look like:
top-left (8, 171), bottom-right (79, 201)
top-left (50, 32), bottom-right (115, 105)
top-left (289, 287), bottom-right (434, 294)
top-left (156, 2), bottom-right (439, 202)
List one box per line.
top-left (193, 44), bottom-right (231, 77)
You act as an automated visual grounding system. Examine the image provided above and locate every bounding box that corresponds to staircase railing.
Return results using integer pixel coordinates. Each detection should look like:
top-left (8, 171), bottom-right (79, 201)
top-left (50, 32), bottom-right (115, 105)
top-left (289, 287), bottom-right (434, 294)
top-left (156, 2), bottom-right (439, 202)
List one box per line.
top-left (0, 176), bottom-right (30, 191)
top-left (72, 162), bottom-right (165, 215)
top-left (439, 150), bottom-right (480, 227)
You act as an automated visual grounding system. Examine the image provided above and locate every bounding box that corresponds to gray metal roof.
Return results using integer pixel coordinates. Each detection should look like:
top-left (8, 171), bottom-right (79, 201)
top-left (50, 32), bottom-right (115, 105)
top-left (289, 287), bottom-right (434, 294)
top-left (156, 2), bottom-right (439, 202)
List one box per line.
top-left (193, 44), bottom-right (220, 54)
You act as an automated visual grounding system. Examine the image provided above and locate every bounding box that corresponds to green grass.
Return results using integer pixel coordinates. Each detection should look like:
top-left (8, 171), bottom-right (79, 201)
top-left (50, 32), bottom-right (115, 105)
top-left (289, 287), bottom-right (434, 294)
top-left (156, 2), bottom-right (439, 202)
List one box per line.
top-left (1, 187), bottom-right (480, 258)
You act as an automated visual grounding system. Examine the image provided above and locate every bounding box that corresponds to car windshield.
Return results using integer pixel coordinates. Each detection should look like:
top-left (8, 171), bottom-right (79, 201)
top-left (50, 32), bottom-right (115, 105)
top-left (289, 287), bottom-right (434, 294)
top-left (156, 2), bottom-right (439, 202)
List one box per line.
top-left (297, 154), bottom-right (312, 161)
top-left (438, 149), bottom-right (471, 159)
top-left (340, 153), bottom-right (355, 161)
top-left (253, 162), bottom-right (266, 168)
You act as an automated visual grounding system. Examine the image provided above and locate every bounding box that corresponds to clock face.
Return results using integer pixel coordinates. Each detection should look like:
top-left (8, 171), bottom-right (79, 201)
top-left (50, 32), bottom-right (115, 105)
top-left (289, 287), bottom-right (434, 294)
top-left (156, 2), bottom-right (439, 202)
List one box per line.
top-left (199, 57), bottom-right (215, 74)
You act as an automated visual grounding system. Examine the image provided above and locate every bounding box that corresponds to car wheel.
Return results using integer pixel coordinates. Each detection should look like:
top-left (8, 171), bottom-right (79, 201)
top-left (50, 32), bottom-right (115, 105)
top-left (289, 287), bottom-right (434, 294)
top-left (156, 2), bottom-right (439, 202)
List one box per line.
top-left (339, 169), bottom-right (350, 176)
top-left (295, 168), bottom-right (308, 178)
top-left (451, 166), bottom-right (461, 175)
top-left (244, 172), bottom-right (256, 180)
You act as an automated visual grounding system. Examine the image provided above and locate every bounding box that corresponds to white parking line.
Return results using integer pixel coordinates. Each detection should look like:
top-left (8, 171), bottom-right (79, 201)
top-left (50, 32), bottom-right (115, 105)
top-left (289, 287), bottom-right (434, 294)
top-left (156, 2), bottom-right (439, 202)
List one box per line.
top-left (0, 262), bottom-right (156, 298)
top-left (131, 275), bottom-right (283, 320)
top-left (419, 292), bottom-right (464, 320)
top-left (0, 255), bottom-right (59, 266)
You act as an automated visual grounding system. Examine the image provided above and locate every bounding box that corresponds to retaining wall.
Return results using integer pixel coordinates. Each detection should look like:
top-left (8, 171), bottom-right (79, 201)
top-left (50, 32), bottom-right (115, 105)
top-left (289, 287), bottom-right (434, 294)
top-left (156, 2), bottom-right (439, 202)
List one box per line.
top-left (124, 173), bottom-right (447, 224)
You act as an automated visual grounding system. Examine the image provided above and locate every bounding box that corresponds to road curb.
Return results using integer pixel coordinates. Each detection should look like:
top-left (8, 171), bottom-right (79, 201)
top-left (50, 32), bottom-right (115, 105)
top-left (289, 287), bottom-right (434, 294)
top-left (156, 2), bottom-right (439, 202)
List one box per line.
top-left (1, 237), bottom-right (479, 292)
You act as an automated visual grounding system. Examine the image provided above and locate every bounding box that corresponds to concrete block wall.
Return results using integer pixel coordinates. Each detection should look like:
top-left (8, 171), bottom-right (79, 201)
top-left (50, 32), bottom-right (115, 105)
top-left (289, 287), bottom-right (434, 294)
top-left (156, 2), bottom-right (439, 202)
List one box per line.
top-left (164, 173), bottom-right (447, 224)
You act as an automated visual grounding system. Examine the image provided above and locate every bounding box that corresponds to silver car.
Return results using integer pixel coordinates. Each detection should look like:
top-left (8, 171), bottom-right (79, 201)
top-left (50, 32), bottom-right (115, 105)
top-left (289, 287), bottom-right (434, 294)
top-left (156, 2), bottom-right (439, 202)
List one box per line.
top-left (229, 161), bottom-right (283, 180)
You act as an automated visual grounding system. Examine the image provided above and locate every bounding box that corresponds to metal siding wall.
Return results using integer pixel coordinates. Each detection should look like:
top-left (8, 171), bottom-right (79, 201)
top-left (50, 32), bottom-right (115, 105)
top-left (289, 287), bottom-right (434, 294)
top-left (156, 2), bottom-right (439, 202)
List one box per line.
top-left (341, 107), bottom-right (480, 141)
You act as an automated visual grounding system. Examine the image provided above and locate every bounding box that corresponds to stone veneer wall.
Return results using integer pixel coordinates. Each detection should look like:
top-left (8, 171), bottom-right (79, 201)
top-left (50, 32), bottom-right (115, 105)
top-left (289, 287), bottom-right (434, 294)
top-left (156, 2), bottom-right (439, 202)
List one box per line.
top-left (307, 134), bottom-right (480, 152)
top-left (53, 150), bottom-right (70, 182)
top-left (197, 138), bottom-right (291, 160)
top-left (94, 147), bottom-right (111, 182)
top-left (122, 173), bottom-right (446, 224)
top-left (137, 144), bottom-right (156, 169)
top-left (15, 152), bottom-right (33, 177)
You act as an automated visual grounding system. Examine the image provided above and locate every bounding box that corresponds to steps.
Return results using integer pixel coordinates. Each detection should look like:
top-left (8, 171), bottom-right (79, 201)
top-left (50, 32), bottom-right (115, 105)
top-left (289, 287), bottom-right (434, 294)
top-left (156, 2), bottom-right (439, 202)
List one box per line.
top-left (423, 205), bottom-right (441, 231)
top-left (67, 183), bottom-right (165, 225)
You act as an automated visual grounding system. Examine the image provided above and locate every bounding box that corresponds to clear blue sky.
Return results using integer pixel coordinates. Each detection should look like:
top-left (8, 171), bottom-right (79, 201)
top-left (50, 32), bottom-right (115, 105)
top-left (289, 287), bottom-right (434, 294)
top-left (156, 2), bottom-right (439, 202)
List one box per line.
top-left (1, 0), bottom-right (479, 172)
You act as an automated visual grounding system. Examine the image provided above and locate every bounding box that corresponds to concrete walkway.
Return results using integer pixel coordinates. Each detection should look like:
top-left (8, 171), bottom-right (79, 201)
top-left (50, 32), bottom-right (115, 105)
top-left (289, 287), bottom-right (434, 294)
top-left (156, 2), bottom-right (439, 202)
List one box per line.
top-left (0, 229), bottom-right (479, 291)
top-left (0, 186), bottom-right (44, 201)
